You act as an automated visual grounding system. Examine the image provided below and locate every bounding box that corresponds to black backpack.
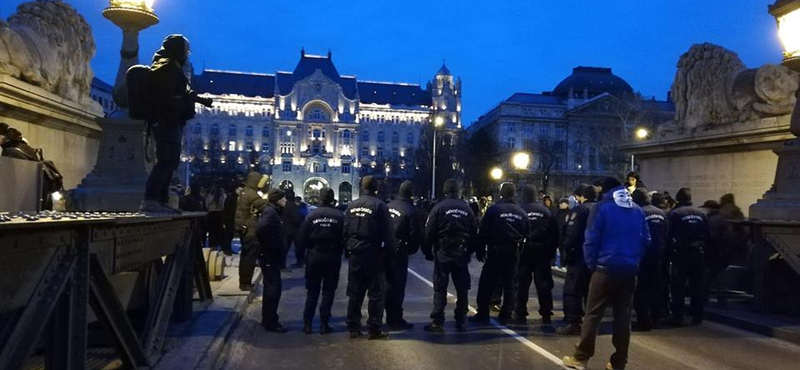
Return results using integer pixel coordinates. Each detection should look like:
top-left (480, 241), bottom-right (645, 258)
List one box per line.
top-left (126, 65), bottom-right (153, 121)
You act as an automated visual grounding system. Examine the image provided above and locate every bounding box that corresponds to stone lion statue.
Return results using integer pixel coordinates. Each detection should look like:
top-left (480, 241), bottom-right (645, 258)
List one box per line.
top-left (0, 0), bottom-right (98, 109)
top-left (663, 43), bottom-right (798, 134)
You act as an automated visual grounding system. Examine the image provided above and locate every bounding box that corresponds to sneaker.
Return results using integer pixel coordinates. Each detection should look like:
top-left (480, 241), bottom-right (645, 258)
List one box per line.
top-left (263, 323), bottom-right (287, 333)
top-left (387, 319), bottom-right (414, 330)
top-left (368, 329), bottom-right (389, 340)
top-left (423, 322), bottom-right (445, 334)
top-left (320, 322), bottom-right (333, 335)
top-left (469, 313), bottom-right (490, 323)
top-left (555, 323), bottom-right (582, 335)
top-left (139, 200), bottom-right (181, 214)
top-left (455, 321), bottom-right (467, 332)
top-left (303, 321), bottom-right (312, 335)
top-left (239, 283), bottom-right (255, 291)
top-left (562, 355), bottom-right (588, 370)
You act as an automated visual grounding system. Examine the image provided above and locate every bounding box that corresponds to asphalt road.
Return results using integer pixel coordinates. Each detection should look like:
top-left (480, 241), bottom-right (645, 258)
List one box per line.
top-left (214, 254), bottom-right (800, 370)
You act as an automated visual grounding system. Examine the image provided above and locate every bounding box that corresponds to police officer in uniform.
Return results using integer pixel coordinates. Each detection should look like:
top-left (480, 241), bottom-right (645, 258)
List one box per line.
top-left (556, 184), bottom-right (598, 335)
top-left (473, 182), bottom-right (530, 324)
top-left (385, 181), bottom-right (424, 330)
top-left (343, 176), bottom-right (393, 339)
top-left (423, 179), bottom-right (478, 333)
top-left (516, 185), bottom-right (560, 325)
top-left (296, 188), bottom-right (344, 335)
top-left (256, 189), bottom-right (290, 333)
top-left (631, 188), bottom-right (668, 331)
top-left (666, 188), bottom-right (710, 327)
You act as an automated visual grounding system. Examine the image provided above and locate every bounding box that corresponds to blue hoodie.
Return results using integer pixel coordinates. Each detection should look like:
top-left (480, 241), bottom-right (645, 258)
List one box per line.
top-left (583, 185), bottom-right (651, 277)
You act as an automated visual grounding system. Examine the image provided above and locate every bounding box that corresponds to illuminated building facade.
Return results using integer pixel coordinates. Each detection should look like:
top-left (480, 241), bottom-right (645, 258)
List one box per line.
top-left (186, 49), bottom-right (461, 204)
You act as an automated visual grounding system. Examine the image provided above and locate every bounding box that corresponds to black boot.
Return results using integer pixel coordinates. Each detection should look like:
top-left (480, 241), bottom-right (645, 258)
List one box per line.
top-left (368, 327), bottom-right (389, 340)
top-left (303, 320), bottom-right (312, 335)
top-left (423, 322), bottom-right (445, 334)
top-left (320, 320), bottom-right (333, 335)
top-left (349, 328), bottom-right (364, 339)
top-left (455, 321), bottom-right (467, 332)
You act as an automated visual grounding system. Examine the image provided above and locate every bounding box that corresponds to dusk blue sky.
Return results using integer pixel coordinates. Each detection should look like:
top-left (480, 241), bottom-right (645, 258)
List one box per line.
top-left (0, 1), bottom-right (786, 125)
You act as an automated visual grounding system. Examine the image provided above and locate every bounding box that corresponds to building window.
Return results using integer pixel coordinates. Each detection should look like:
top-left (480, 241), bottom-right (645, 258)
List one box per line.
top-left (193, 123), bottom-right (202, 134)
top-left (341, 130), bottom-right (351, 145)
top-left (228, 141), bottom-right (236, 151)
top-left (392, 131), bottom-right (399, 143)
top-left (392, 148), bottom-right (399, 158)
top-left (523, 124), bottom-right (533, 133)
top-left (523, 138), bottom-right (535, 150)
top-left (362, 130), bottom-right (369, 141)
top-left (377, 148), bottom-right (384, 157)
top-left (342, 163), bottom-right (351, 174)
top-left (246, 142), bottom-right (253, 151)
top-left (262, 127), bottom-right (270, 137)
top-left (507, 137), bottom-right (515, 149)
top-left (307, 108), bottom-right (327, 121)
top-left (407, 132), bottom-right (414, 144)
top-left (211, 124), bottom-right (219, 135)
top-left (282, 159), bottom-right (292, 172)
top-left (540, 124), bottom-right (549, 135)
top-left (377, 131), bottom-right (385, 142)
top-left (246, 125), bottom-right (253, 136)
top-left (361, 147), bottom-right (370, 156)
top-left (228, 125), bottom-right (236, 136)
top-left (261, 143), bottom-right (270, 153)
top-left (507, 122), bottom-right (515, 132)
top-left (556, 125), bottom-right (566, 137)
top-left (313, 129), bottom-right (323, 139)
top-left (280, 142), bottom-right (295, 154)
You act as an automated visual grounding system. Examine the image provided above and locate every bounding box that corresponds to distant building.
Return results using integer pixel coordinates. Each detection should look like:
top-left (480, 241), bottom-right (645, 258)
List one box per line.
top-left (469, 66), bottom-right (674, 198)
top-left (188, 49), bottom-right (461, 204)
top-left (90, 77), bottom-right (117, 117)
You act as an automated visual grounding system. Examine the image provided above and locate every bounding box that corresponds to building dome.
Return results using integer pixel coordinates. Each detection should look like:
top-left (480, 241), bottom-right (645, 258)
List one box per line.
top-left (552, 66), bottom-right (633, 98)
top-left (436, 62), bottom-right (451, 76)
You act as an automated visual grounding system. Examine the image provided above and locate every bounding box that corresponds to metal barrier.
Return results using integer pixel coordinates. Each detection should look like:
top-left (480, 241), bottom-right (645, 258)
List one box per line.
top-left (0, 213), bottom-right (212, 370)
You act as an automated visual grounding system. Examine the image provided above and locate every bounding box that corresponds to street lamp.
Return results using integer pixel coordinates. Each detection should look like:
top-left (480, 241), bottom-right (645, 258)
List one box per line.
top-left (490, 167), bottom-right (503, 181)
top-left (431, 115), bottom-right (445, 199)
top-left (103, 0), bottom-right (159, 108)
top-left (511, 152), bottom-right (530, 192)
top-left (770, 0), bottom-right (800, 136)
top-left (635, 127), bottom-right (650, 140)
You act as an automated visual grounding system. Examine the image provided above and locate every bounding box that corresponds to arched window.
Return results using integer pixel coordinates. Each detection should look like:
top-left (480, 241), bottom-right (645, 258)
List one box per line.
top-left (377, 131), bottom-right (385, 142)
top-left (306, 107), bottom-right (328, 122)
top-left (361, 130), bottom-right (369, 141)
top-left (210, 123), bottom-right (219, 135)
top-left (245, 125), bottom-right (253, 136)
top-left (228, 125), bottom-right (236, 136)
top-left (262, 126), bottom-right (270, 137)
top-left (392, 131), bottom-right (399, 143)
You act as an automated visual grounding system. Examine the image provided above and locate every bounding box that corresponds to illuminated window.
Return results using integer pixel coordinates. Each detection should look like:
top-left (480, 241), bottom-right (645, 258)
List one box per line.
top-left (261, 143), bottom-right (270, 153)
top-left (228, 141), bottom-right (236, 151)
top-left (280, 142), bottom-right (295, 154)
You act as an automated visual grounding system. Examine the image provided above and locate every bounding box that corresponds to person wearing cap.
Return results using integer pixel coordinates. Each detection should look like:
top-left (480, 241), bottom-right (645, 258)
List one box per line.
top-left (562, 177), bottom-right (651, 370)
top-left (296, 188), bottom-right (344, 335)
top-left (665, 187), bottom-right (710, 327)
top-left (631, 188), bottom-right (668, 331)
top-left (343, 176), bottom-right (393, 340)
top-left (556, 183), bottom-right (598, 335)
top-left (516, 185), bottom-right (560, 325)
top-left (422, 179), bottom-right (478, 333)
top-left (255, 188), bottom-right (290, 333)
top-left (235, 171), bottom-right (269, 291)
top-left (472, 182), bottom-right (530, 324)
top-left (385, 181), bottom-right (424, 330)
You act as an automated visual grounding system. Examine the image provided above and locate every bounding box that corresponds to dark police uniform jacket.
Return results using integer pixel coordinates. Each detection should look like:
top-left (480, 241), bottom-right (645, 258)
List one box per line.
top-left (296, 204), bottom-right (344, 255)
top-left (521, 202), bottom-right (560, 262)
top-left (641, 203), bottom-right (668, 265)
top-left (423, 195), bottom-right (478, 257)
top-left (343, 193), bottom-right (394, 254)
top-left (387, 196), bottom-right (424, 257)
top-left (478, 198), bottom-right (530, 252)
top-left (256, 203), bottom-right (288, 267)
top-left (667, 203), bottom-right (710, 256)
top-left (562, 201), bottom-right (596, 266)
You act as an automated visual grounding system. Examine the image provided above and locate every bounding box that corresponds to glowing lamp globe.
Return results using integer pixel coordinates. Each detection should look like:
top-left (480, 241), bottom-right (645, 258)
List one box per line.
top-left (635, 127), bottom-right (650, 140)
top-left (770, 0), bottom-right (800, 71)
top-left (434, 116), bottom-right (445, 127)
top-left (490, 167), bottom-right (503, 180)
top-left (104, 0), bottom-right (159, 30)
top-left (512, 152), bottom-right (531, 170)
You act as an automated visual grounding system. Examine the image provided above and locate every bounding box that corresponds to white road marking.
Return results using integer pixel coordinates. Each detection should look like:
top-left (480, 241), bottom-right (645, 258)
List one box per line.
top-left (407, 267), bottom-right (567, 367)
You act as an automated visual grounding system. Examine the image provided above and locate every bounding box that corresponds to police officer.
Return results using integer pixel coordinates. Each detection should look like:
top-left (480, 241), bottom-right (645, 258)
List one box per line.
top-left (423, 179), bottom-right (478, 333)
top-left (255, 188), bottom-right (290, 333)
top-left (556, 184), bottom-right (598, 335)
top-left (343, 176), bottom-right (393, 339)
top-left (516, 185), bottom-right (559, 325)
top-left (631, 188), bottom-right (668, 331)
top-left (473, 182), bottom-right (530, 324)
top-left (385, 181), bottom-right (423, 330)
top-left (666, 188), bottom-right (710, 327)
top-left (296, 188), bottom-right (344, 335)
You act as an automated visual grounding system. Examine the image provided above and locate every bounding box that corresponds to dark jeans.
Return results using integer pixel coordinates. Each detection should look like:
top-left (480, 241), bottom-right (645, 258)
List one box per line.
top-left (633, 263), bottom-right (663, 328)
top-left (574, 270), bottom-right (636, 370)
top-left (293, 233), bottom-right (306, 265)
top-left (346, 251), bottom-right (386, 331)
top-left (303, 249), bottom-right (342, 323)
top-left (207, 211), bottom-right (224, 248)
top-left (431, 247), bottom-right (471, 324)
top-left (517, 257), bottom-right (555, 318)
top-left (239, 238), bottom-right (259, 286)
top-left (476, 246), bottom-right (519, 319)
top-left (144, 122), bottom-right (183, 204)
top-left (670, 252), bottom-right (706, 322)
top-left (563, 263), bottom-right (591, 323)
top-left (261, 263), bottom-right (283, 326)
top-left (385, 253), bottom-right (409, 324)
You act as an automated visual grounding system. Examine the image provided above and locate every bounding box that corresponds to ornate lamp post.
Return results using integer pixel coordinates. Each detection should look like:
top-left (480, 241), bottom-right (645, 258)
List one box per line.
top-left (103, 0), bottom-right (159, 108)
top-left (770, 0), bottom-right (800, 137)
top-left (431, 115), bottom-right (445, 199)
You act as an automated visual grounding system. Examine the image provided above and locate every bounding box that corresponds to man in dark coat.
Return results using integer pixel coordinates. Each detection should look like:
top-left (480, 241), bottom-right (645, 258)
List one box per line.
top-left (235, 171), bottom-right (268, 291)
top-left (296, 188), bottom-right (344, 335)
top-left (473, 182), bottom-right (530, 324)
top-left (140, 35), bottom-right (212, 214)
top-left (632, 188), bottom-right (668, 331)
top-left (385, 181), bottom-right (424, 330)
top-left (516, 185), bottom-right (560, 325)
top-left (282, 189), bottom-right (302, 269)
top-left (423, 179), bottom-right (478, 333)
top-left (343, 176), bottom-right (393, 340)
top-left (256, 189), bottom-right (290, 332)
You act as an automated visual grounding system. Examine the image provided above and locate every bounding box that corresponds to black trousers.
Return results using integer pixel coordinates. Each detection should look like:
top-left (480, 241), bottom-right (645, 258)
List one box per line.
top-left (303, 249), bottom-right (342, 323)
top-left (385, 253), bottom-right (409, 324)
top-left (346, 251), bottom-right (386, 331)
top-left (207, 211), bottom-right (224, 248)
top-left (144, 122), bottom-right (183, 204)
top-left (476, 247), bottom-right (520, 319)
top-left (633, 263), bottom-right (663, 328)
top-left (563, 263), bottom-right (591, 324)
top-left (261, 262), bottom-right (283, 326)
top-left (430, 247), bottom-right (471, 324)
top-left (239, 238), bottom-right (259, 286)
top-left (670, 251), bottom-right (706, 321)
top-left (573, 270), bottom-right (636, 370)
top-left (517, 256), bottom-right (555, 318)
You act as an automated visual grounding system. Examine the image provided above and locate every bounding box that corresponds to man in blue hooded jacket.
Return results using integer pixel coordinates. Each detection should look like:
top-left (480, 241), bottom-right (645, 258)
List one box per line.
top-left (563, 177), bottom-right (652, 370)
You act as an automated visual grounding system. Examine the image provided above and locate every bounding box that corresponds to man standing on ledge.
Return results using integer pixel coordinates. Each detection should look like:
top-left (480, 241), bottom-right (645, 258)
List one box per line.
top-left (343, 176), bottom-right (393, 340)
top-left (140, 35), bottom-right (212, 214)
top-left (563, 177), bottom-right (651, 370)
top-left (256, 188), bottom-right (290, 333)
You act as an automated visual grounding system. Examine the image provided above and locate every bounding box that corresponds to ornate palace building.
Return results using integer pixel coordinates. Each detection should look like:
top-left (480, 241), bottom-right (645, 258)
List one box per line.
top-left (186, 49), bottom-right (461, 204)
